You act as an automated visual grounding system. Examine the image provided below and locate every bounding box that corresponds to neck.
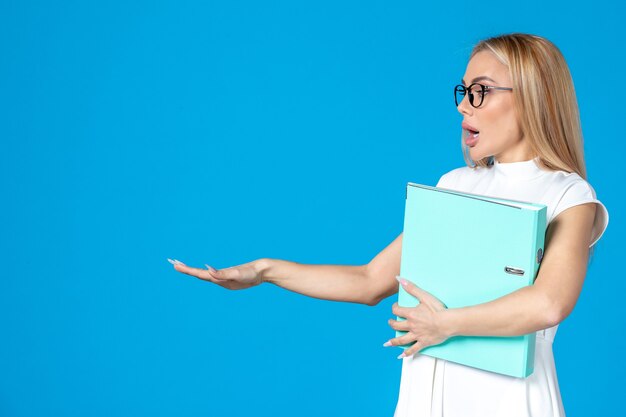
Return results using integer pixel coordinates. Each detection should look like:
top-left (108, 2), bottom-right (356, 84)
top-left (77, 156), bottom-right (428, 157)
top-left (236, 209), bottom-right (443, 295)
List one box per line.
top-left (492, 137), bottom-right (537, 163)
top-left (494, 149), bottom-right (537, 164)
top-left (494, 155), bottom-right (538, 164)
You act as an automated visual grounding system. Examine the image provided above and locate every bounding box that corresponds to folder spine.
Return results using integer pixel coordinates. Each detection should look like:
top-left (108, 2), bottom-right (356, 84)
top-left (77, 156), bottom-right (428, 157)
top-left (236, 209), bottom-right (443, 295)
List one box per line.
top-left (522, 207), bottom-right (547, 377)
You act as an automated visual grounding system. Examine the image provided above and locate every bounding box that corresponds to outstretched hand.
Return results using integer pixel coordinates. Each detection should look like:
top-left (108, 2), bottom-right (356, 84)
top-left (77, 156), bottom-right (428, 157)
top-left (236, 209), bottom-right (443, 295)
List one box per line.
top-left (385, 276), bottom-right (450, 359)
top-left (168, 258), bottom-right (264, 290)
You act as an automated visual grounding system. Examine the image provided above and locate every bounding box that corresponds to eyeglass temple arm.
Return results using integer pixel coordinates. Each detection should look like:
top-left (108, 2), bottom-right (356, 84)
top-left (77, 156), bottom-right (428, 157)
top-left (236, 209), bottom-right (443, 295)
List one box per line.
top-left (485, 86), bottom-right (513, 91)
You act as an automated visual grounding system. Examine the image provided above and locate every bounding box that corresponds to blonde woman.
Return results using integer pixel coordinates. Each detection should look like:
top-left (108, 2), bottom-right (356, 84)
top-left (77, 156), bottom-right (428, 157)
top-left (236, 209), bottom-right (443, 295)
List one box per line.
top-left (170, 33), bottom-right (609, 417)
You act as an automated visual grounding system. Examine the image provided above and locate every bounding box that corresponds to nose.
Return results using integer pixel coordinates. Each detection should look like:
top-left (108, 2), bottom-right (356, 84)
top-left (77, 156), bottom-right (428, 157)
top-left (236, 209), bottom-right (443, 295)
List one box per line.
top-left (456, 94), bottom-right (473, 117)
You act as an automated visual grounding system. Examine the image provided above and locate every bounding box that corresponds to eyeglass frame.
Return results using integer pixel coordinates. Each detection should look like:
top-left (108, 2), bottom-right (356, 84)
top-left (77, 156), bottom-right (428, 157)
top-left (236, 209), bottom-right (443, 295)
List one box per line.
top-left (454, 83), bottom-right (513, 108)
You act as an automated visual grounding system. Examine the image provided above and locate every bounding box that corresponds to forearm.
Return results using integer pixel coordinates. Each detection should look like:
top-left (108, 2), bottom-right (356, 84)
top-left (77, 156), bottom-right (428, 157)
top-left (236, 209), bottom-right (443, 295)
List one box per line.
top-left (440, 286), bottom-right (560, 337)
top-left (257, 258), bottom-right (374, 305)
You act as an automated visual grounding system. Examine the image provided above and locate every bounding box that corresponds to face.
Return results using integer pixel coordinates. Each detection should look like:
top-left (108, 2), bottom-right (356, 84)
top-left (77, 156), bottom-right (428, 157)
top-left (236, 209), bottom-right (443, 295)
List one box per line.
top-left (457, 50), bottom-right (532, 163)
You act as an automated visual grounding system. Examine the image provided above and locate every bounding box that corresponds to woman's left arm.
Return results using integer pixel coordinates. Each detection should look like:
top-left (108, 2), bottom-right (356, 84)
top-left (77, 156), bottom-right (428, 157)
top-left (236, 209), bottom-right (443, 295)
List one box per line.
top-left (387, 203), bottom-right (597, 356)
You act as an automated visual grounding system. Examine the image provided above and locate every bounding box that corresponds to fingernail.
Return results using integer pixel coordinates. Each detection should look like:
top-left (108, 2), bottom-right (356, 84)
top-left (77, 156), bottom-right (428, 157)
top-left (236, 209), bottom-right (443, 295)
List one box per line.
top-left (395, 276), bottom-right (408, 286)
top-left (383, 341), bottom-right (392, 347)
top-left (173, 259), bottom-right (185, 265)
top-left (397, 352), bottom-right (407, 359)
top-left (167, 258), bottom-right (177, 265)
top-left (205, 264), bottom-right (217, 273)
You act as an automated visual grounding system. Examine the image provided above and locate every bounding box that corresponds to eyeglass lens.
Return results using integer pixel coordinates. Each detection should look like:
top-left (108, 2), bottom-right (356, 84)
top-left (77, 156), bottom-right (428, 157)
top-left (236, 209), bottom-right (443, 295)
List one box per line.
top-left (454, 84), bottom-right (485, 108)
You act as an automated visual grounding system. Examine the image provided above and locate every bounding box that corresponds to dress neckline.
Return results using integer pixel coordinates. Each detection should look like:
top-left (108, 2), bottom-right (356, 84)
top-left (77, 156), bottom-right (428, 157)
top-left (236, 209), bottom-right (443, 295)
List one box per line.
top-left (492, 156), bottom-right (547, 180)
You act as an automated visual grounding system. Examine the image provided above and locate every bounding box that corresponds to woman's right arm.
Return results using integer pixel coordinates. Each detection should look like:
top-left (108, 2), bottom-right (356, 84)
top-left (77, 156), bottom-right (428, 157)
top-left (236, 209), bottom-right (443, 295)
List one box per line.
top-left (173, 233), bottom-right (404, 306)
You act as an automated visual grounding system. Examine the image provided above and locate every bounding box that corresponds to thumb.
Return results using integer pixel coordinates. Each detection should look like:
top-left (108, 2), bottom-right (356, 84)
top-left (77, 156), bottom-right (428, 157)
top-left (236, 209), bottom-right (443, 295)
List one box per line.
top-left (396, 276), bottom-right (441, 306)
top-left (212, 266), bottom-right (242, 280)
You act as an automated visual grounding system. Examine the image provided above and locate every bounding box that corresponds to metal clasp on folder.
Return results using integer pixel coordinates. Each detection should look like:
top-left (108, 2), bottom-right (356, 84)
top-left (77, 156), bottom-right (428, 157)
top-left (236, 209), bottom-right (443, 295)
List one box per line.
top-left (504, 266), bottom-right (525, 276)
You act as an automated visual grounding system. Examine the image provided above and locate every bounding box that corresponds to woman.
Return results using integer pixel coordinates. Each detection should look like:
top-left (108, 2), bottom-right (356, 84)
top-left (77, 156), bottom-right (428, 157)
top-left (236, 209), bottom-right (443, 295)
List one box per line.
top-left (169, 33), bottom-right (609, 417)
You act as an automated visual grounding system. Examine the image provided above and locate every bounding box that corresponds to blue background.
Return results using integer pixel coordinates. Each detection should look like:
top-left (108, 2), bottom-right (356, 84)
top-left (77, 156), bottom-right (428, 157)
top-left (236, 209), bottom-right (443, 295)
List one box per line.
top-left (1, 1), bottom-right (624, 416)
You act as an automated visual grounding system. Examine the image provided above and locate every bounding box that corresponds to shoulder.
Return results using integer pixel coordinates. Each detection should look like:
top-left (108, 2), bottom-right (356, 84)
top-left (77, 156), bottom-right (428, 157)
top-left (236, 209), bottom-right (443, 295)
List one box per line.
top-left (546, 171), bottom-right (609, 248)
top-left (548, 172), bottom-right (601, 213)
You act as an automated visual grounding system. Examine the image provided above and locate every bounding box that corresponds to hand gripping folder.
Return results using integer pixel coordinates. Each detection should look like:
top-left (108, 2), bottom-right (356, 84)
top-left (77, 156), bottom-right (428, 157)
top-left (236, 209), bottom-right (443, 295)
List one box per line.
top-left (396, 182), bottom-right (547, 378)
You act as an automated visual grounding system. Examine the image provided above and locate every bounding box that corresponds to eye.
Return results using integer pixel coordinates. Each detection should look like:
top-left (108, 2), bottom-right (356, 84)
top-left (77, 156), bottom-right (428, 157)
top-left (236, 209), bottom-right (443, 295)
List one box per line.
top-left (469, 86), bottom-right (484, 96)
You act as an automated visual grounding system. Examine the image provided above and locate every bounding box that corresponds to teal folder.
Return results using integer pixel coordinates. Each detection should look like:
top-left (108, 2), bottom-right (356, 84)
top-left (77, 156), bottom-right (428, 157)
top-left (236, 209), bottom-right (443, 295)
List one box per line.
top-left (396, 182), bottom-right (547, 378)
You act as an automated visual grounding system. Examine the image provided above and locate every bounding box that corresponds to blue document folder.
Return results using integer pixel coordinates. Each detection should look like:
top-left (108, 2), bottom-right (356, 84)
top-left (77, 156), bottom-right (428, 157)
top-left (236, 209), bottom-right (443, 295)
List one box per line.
top-left (396, 182), bottom-right (547, 378)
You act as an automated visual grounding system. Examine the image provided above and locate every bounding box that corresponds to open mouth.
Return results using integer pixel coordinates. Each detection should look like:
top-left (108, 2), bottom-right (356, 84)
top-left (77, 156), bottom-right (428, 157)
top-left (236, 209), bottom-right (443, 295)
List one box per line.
top-left (465, 129), bottom-right (480, 146)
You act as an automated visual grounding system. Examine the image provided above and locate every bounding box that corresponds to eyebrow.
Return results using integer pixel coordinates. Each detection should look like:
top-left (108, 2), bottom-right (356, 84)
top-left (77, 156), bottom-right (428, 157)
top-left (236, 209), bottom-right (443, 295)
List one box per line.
top-left (461, 76), bottom-right (497, 84)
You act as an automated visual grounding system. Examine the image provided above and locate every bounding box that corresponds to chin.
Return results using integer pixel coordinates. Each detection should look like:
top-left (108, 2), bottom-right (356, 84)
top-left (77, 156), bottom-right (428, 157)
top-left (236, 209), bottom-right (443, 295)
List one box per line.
top-left (467, 147), bottom-right (490, 162)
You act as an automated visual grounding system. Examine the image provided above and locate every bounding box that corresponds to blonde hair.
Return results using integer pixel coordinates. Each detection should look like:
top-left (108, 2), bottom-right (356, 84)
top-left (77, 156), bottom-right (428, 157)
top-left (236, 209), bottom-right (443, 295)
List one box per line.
top-left (462, 34), bottom-right (600, 258)
top-left (462, 33), bottom-right (588, 180)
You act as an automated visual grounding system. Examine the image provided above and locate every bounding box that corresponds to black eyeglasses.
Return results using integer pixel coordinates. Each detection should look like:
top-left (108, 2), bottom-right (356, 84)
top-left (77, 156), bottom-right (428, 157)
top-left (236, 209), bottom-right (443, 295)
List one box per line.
top-left (454, 83), bottom-right (513, 108)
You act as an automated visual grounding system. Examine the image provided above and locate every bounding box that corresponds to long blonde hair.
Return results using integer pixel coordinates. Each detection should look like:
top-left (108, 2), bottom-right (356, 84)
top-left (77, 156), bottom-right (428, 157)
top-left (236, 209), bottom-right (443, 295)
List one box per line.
top-left (462, 33), bottom-right (588, 180)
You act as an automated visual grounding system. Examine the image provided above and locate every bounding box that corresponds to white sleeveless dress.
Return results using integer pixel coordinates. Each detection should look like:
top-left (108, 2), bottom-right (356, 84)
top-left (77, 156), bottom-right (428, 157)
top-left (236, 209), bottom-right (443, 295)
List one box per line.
top-left (394, 157), bottom-right (609, 417)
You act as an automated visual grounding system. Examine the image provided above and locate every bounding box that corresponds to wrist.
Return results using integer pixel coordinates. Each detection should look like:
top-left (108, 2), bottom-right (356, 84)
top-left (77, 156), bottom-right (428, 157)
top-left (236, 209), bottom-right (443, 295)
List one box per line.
top-left (439, 308), bottom-right (460, 338)
top-left (255, 258), bottom-right (273, 284)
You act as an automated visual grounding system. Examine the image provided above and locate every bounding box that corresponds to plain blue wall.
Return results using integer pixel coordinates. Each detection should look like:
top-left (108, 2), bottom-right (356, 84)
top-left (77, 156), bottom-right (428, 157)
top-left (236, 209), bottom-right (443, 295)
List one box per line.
top-left (1, 1), bottom-right (623, 416)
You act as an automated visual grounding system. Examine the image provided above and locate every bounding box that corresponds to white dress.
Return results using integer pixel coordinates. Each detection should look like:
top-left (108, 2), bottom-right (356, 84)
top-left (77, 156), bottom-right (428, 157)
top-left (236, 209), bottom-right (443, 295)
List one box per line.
top-left (394, 157), bottom-right (609, 417)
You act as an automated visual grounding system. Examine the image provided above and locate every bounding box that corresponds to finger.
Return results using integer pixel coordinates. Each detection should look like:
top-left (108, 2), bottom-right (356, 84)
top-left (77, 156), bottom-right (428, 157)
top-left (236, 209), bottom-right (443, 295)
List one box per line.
top-left (209, 266), bottom-right (242, 281)
top-left (397, 276), bottom-right (444, 307)
top-left (174, 263), bottom-right (221, 282)
top-left (399, 340), bottom-right (424, 359)
top-left (391, 302), bottom-right (412, 319)
top-left (204, 265), bottom-right (228, 281)
top-left (384, 332), bottom-right (417, 348)
top-left (388, 318), bottom-right (410, 331)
